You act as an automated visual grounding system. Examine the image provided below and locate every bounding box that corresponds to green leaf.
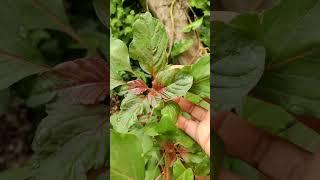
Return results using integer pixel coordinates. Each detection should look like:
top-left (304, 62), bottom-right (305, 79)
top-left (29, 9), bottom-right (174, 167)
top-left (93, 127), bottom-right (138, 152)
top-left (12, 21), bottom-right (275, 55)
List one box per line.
top-left (182, 17), bottom-right (203, 33)
top-left (162, 73), bottom-right (193, 99)
top-left (199, 16), bottom-right (210, 46)
top-left (212, 22), bottom-right (265, 109)
top-left (189, 0), bottom-right (210, 11)
top-left (0, 167), bottom-right (32, 180)
top-left (241, 97), bottom-right (296, 134)
top-left (110, 130), bottom-right (145, 180)
top-left (239, 97), bottom-right (320, 167)
top-left (156, 103), bottom-right (180, 133)
top-left (174, 130), bottom-right (195, 148)
top-left (173, 159), bottom-right (186, 177)
top-left (154, 67), bottom-right (180, 86)
top-left (145, 157), bottom-right (161, 180)
top-left (129, 129), bottom-right (154, 155)
top-left (280, 122), bottom-right (320, 153)
top-left (231, 0), bottom-right (320, 118)
top-left (111, 37), bottom-right (133, 89)
top-left (0, 53), bottom-right (48, 90)
top-left (111, 94), bottom-right (150, 133)
top-left (144, 123), bottom-right (160, 137)
top-left (155, 67), bottom-right (194, 100)
top-left (129, 12), bottom-right (169, 75)
top-left (193, 157), bottom-right (210, 175)
top-left (255, 0), bottom-right (320, 63)
top-left (188, 55), bottom-right (210, 98)
top-left (171, 39), bottom-right (194, 56)
top-left (176, 168), bottom-right (194, 180)
top-left (26, 58), bottom-right (108, 107)
top-left (93, 0), bottom-right (108, 27)
top-left (0, 0), bottom-right (70, 90)
top-left (30, 100), bottom-right (107, 180)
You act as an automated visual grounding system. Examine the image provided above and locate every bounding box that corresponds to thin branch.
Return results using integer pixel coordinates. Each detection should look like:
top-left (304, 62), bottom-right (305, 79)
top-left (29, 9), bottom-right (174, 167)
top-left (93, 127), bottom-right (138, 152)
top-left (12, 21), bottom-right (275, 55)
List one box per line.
top-left (146, 0), bottom-right (150, 11)
top-left (182, 2), bottom-right (207, 63)
top-left (167, 0), bottom-right (177, 57)
top-left (266, 50), bottom-right (314, 71)
top-left (185, 1), bottom-right (198, 19)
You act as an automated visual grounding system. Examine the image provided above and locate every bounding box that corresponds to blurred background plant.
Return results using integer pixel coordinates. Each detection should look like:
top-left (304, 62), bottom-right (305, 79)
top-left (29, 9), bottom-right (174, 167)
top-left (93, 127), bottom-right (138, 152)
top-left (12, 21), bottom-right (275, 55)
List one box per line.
top-left (0, 0), bottom-right (108, 178)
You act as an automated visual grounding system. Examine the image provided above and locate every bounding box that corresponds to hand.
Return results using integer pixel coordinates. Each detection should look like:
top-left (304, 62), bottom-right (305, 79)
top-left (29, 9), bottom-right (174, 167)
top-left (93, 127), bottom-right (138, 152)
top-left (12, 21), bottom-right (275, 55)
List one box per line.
top-left (215, 112), bottom-right (320, 180)
top-left (175, 97), bottom-right (210, 155)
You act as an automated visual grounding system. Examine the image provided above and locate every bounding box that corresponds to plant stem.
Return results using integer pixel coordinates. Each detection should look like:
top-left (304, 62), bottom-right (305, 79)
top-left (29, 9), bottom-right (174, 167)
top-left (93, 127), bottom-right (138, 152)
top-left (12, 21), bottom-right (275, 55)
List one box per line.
top-left (266, 50), bottom-right (313, 71)
top-left (167, 0), bottom-right (177, 58)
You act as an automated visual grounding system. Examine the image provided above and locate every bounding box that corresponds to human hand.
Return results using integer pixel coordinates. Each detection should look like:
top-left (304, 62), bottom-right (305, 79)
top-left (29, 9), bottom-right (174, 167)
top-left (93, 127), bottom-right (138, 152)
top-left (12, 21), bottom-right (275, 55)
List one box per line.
top-left (215, 112), bottom-right (320, 180)
top-left (175, 97), bottom-right (210, 155)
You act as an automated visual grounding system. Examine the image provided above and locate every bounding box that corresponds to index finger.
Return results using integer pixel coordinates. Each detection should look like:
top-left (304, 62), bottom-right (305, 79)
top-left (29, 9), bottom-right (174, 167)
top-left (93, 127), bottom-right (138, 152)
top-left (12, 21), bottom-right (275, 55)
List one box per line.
top-left (214, 112), bottom-right (313, 180)
top-left (175, 97), bottom-right (209, 121)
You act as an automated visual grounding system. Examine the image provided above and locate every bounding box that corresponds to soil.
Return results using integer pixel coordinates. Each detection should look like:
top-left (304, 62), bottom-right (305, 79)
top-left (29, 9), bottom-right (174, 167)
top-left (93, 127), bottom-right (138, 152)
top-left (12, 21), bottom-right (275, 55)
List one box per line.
top-left (110, 95), bottom-right (121, 114)
top-left (0, 98), bottom-right (38, 171)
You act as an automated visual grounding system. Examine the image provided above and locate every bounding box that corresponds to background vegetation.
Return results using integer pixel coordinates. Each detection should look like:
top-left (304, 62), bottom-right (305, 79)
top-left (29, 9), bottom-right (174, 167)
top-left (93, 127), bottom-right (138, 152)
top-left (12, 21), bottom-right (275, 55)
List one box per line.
top-left (0, 0), bottom-right (108, 179)
top-left (213, 0), bottom-right (320, 179)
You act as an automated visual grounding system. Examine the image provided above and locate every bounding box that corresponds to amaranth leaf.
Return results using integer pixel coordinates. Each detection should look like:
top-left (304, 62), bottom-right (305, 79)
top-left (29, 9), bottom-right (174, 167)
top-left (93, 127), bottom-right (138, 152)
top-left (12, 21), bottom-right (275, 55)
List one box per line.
top-left (27, 57), bottom-right (108, 107)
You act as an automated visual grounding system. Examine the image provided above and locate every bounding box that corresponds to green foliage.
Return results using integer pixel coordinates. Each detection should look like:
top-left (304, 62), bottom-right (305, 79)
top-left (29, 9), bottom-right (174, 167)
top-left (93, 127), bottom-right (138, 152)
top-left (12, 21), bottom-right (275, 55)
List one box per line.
top-left (111, 11), bottom-right (210, 179)
top-left (189, 0), bottom-right (210, 13)
top-left (110, 36), bottom-right (133, 89)
top-left (129, 12), bottom-right (169, 75)
top-left (213, 22), bottom-right (265, 110)
top-left (182, 17), bottom-right (204, 33)
top-left (171, 39), bottom-right (194, 57)
top-left (187, 0), bottom-right (210, 47)
top-left (30, 101), bottom-right (107, 180)
top-left (230, 0), bottom-right (320, 118)
top-left (214, 0), bottom-right (320, 179)
top-left (188, 55), bottom-right (210, 98)
top-left (0, 0), bottom-right (108, 179)
top-left (110, 0), bottom-right (139, 43)
top-left (110, 130), bottom-right (145, 180)
top-left (111, 94), bottom-right (150, 133)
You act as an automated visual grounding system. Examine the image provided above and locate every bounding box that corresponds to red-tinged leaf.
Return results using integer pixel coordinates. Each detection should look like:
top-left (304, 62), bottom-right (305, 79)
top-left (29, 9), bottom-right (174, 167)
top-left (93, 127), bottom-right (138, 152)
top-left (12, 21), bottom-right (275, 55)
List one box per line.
top-left (152, 80), bottom-right (165, 92)
top-left (53, 57), bottom-right (108, 105)
top-left (27, 57), bottom-right (108, 106)
top-left (147, 91), bottom-right (159, 107)
top-left (161, 142), bottom-right (178, 180)
top-left (164, 142), bottom-right (178, 167)
top-left (128, 79), bottom-right (148, 95)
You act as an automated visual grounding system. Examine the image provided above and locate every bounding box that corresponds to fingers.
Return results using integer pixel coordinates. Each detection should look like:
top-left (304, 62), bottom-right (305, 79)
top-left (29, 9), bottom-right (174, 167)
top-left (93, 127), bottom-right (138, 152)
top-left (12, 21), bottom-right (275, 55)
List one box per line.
top-left (175, 97), bottom-right (209, 121)
top-left (177, 115), bottom-right (210, 155)
top-left (302, 149), bottom-right (320, 180)
top-left (176, 115), bottom-right (199, 141)
top-left (214, 112), bottom-right (313, 180)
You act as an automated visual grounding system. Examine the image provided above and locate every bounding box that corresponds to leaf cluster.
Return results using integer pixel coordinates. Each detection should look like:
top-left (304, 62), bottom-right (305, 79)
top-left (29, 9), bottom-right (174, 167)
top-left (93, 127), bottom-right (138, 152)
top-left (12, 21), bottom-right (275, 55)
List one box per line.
top-left (110, 12), bottom-right (210, 179)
